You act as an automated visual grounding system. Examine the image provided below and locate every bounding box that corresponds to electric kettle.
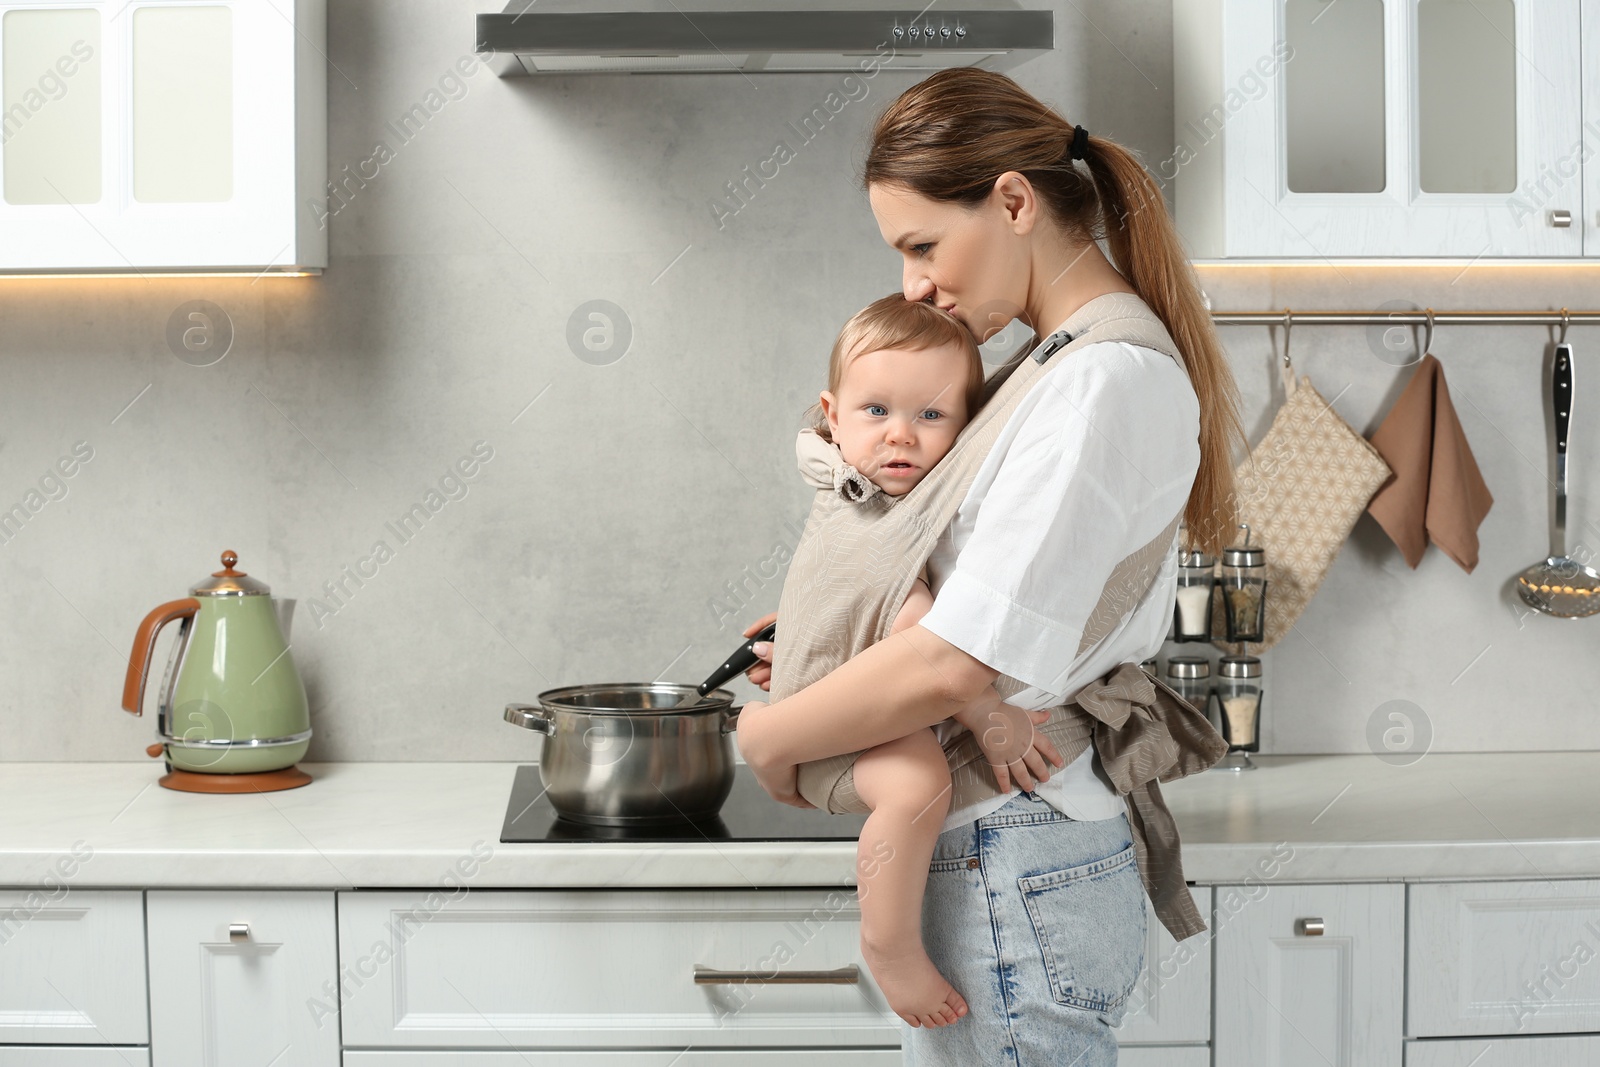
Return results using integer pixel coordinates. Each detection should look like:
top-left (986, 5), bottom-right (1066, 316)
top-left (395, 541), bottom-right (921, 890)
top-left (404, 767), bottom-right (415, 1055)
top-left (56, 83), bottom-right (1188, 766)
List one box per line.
top-left (122, 550), bottom-right (313, 793)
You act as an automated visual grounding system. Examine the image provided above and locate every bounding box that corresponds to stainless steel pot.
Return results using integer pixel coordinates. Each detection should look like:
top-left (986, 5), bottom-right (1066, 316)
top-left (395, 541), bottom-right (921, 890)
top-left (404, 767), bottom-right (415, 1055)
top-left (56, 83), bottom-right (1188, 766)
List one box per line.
top-left (504, 683), bottom-right (742, 825)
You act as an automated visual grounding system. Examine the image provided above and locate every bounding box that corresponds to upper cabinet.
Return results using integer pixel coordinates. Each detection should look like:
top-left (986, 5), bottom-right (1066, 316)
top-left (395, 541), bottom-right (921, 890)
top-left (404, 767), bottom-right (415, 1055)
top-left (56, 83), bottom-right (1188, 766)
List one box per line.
top-left (0, 0), bottom-right (326, 274)
top-left (1172, 0), bottom-right (1590, 259)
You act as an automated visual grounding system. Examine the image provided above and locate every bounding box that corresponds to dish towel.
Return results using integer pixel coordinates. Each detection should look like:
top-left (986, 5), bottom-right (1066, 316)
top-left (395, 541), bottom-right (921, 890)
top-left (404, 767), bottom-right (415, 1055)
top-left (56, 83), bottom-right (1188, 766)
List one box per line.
top-left (1365, 353), bottom-right (1494, 573)
top-left (1221, 365), bottom-right (1392, 652)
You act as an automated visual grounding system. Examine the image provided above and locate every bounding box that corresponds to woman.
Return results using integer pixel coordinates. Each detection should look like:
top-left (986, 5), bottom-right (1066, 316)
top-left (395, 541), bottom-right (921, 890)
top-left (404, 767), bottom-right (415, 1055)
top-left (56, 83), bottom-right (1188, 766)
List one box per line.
top-left (735, 67), bottom-right (1243, 1065)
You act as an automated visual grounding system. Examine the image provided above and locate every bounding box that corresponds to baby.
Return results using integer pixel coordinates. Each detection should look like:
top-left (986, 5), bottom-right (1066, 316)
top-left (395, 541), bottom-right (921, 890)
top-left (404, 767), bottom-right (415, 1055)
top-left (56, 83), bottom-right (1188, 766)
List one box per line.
top-left (793, 294), bottom-right (1051, 1029)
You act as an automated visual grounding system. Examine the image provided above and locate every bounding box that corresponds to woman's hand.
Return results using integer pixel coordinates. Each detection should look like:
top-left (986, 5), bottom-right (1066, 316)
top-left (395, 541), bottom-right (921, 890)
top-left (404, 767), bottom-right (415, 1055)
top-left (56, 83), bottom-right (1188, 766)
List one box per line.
top-left (734, 699), bottom-right (816, 808)
top-left (741, 611), bottom-right (777, 692)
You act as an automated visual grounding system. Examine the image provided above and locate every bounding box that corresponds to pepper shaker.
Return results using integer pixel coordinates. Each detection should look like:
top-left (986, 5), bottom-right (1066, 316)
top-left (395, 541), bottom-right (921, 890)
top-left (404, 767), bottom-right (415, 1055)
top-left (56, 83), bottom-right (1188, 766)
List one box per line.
top-left (1220, 524), bottom-right (1268, 644)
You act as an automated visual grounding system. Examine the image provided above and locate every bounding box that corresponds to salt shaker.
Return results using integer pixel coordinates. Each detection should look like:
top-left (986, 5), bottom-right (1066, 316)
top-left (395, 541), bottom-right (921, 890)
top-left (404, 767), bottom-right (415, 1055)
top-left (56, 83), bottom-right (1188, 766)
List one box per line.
top-left (1215, 654), bottom-right (1263, 771)
top-left (1173, 548), bottom-right (1216, 642)
top-left (1220, 524), bottom-right (1268, 644)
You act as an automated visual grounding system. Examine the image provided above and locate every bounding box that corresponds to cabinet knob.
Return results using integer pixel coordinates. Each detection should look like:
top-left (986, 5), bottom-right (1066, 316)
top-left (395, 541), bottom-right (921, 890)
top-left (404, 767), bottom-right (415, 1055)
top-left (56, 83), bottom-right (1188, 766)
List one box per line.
top-left (1550, 209), bottom-right (1573, 228)
top-left (1295, 917), bottom-right (1325, 937)
top-left (228, 923), bottom-right (250, 943)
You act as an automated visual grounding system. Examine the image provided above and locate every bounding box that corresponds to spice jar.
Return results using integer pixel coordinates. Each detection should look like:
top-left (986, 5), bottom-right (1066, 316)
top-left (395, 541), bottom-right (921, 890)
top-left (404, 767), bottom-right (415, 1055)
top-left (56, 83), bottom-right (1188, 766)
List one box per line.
top-left (1139, 657), bottom-right (1158, 677)
top-left (1220, 525), bottom-right (1268, 644)
top-left (1215, 654), bottom-right (1263, 771)
top-left (1165, 656), bottom-right (1212, 725)
top-left (1173, 548), bottom-right (1216, 642)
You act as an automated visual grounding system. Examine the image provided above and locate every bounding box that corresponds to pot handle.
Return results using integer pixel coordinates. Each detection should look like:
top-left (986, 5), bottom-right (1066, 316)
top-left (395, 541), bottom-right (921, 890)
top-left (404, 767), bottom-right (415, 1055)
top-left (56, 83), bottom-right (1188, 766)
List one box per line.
top-left (721, 707), bottom-right (741, 735)
top-left (505, 703), bottom-right (554, 733)
top-left (121, 598), bottom-right (200, 717)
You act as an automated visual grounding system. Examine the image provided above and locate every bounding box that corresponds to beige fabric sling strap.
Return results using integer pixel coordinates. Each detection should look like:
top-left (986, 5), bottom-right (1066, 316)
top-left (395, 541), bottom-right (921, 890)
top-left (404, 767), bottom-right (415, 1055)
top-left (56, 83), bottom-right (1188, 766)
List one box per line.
top-left (771, 291), bottom-right (1227, 942)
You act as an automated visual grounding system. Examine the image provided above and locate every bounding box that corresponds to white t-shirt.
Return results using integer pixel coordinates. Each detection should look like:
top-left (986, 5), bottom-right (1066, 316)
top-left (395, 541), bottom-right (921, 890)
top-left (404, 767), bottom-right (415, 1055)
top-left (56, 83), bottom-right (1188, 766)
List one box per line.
top-left (919, 327), bottom-right (1201, 835)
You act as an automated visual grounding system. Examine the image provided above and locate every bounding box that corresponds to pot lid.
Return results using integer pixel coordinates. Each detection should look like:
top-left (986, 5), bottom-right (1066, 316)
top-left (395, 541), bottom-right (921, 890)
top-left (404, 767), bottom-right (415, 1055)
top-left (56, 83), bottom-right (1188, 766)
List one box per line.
top-left (190, 550), bottom-right (270, 596)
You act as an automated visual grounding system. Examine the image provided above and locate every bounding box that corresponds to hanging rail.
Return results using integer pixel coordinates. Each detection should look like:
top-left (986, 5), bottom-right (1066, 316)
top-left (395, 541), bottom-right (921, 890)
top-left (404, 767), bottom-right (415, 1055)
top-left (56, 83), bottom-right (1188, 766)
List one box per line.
top-left (1210, 308), bottom-right (1600, 327)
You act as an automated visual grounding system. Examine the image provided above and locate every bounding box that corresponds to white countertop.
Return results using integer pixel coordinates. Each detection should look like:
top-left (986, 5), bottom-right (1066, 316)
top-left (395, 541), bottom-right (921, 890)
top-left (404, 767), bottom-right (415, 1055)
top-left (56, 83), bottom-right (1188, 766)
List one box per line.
top-left (3, 755), bottom-right (1597, 889)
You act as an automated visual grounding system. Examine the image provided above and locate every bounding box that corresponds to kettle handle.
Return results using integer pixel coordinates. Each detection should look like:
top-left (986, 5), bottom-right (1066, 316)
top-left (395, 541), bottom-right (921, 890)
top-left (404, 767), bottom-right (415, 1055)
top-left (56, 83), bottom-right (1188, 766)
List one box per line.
top-left (122, 598), bottom-right (200, 717)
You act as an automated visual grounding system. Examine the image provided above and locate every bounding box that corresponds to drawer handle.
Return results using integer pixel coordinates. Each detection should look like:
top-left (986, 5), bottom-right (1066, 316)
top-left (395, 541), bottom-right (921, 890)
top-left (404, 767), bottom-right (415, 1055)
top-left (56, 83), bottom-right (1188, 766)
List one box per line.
top-left (693, 965), bottom-right (859, 985)
top-left (1550, 209), bottom-right (1573, 228)
top-left (228, 923), bottom-right (250, 943)
top-left (1295, 917), bottom-right (1324, 937)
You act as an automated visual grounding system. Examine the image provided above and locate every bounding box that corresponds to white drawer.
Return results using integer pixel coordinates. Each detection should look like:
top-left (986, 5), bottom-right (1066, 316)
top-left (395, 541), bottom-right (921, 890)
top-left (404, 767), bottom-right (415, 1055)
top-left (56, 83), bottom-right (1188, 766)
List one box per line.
top-left (0, 888), bottom-right (147, 1044)
top-left (1114, 886), bottom-right (1212, 1044)
top-left (1408, 879), bottom-right (1600, 1037)
top-left (0, 1051), bottom-right (149, 1067)
top-left (338, 888), bottom-right (900, 1049)
top-left (344, 1052), bottom-right (902, 1065)
top-left (1405, 1034), bottom-right (1600, 1066)
top-left (1117, 1047), bottom-right (1211, 1067)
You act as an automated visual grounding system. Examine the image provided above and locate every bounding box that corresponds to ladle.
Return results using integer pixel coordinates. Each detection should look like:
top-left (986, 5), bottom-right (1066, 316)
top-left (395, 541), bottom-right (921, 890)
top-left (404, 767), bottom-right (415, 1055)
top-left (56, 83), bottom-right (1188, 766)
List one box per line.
top-left (1517, 339), bottom-right (1600, 617)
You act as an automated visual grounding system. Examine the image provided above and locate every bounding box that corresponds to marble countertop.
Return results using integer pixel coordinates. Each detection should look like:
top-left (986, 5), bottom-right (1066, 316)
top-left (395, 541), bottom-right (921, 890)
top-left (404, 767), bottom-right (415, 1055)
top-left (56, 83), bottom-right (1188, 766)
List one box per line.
top-left (3, 754), bottom-right (1596, 889)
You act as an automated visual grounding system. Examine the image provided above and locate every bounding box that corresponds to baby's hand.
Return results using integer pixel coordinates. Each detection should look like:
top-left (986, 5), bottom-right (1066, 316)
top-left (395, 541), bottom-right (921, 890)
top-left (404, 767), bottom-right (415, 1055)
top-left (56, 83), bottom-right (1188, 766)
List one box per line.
top-left (952, 695), bottom-right (1065, 793)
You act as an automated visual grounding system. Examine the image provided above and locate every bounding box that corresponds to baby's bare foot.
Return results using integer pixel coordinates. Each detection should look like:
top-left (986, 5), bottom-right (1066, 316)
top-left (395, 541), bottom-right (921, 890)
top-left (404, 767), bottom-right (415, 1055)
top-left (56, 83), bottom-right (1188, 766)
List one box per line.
top-left (862, 934), bottom-right (969, 1029)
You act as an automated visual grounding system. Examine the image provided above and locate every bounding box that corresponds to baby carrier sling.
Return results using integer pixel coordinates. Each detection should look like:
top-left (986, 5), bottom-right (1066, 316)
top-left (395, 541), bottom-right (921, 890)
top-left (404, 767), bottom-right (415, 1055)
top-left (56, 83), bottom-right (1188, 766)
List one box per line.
top-left (770, 291), bottom-right (1227, 942)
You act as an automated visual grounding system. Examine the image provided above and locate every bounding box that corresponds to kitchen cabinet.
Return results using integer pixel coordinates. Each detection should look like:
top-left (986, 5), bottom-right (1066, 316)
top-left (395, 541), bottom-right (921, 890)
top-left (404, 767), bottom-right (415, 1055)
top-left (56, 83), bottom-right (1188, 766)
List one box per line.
top-left (1214, 882), bottom-right (1406, 1066)
top-left (1172, 0), bottom-right (1587, 258)
top-left (1407, 879), bottom-right (1600, 1037)
top-left (145, 890), bottom-right (339, 1067)
top-left (0, 888), bottom-right (146, 1046)
top-left (0, 1052), bottom-right (150, 1066)
top-left (0, 0), bottom-right (326, 273)
top-left (1113, 886), bottom-right (1213, 1046)
top-left (344, 1054), bottom-right (903, 1065)
top-left (1404, 1035), bottom-right (1600, 1066)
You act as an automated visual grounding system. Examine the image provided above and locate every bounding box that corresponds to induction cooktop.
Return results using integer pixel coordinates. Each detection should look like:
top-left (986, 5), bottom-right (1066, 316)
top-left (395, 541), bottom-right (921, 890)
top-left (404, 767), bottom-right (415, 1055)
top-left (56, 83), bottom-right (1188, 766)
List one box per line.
top-left (499, 764), bottom-right (869, 843)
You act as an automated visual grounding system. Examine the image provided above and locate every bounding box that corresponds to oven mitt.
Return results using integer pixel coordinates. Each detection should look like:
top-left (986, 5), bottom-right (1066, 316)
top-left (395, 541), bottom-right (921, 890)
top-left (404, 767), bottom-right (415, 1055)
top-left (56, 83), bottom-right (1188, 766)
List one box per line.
top-left (1364, 354), bottom-right (1494, 573)
top-left (1215, 365), bottom-right (1392, 652)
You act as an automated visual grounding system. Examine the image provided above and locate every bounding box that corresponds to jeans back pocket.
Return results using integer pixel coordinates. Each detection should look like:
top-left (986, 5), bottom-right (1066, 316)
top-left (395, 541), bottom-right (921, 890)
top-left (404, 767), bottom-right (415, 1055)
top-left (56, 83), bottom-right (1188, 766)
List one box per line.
top-left (1018, 842), bottom-right (1146, 1019)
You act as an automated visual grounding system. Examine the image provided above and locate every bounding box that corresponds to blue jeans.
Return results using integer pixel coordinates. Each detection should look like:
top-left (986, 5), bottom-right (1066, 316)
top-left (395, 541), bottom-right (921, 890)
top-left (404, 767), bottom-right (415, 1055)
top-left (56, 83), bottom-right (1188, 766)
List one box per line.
top-left (900, 791), bottom-right (1147, 1066)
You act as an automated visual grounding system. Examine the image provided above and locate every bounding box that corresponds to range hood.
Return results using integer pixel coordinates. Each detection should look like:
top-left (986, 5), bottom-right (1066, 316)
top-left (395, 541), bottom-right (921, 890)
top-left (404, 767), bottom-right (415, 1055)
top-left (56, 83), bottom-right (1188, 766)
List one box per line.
top-left (475, 1), bottom-right (1054, 76)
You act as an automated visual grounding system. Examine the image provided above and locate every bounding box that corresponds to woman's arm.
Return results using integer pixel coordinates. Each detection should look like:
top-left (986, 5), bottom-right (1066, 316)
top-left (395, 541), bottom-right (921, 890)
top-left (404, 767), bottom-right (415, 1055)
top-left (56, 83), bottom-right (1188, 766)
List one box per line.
top-left (736, 622), bottom-right (998, 772)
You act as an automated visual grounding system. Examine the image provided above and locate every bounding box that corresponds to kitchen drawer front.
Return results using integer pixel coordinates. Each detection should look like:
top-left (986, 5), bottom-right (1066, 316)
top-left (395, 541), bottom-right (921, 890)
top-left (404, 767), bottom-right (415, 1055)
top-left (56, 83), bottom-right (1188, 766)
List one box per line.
top-left (1405, 1034), bottom-right (1600, 1066)
top-left (1114, 886), bottom-right (1212, 1044)
top-left (1116, 1048), bottom-right (1210, 1067)
top-left (0, 1050), bottom-right (149, 1066)
top-left (338, 888), bottom-right (900, 1049)
top-left (1408, 879), bottom-right (1600, 1037)
top-left (147, 890), bottom-right (339, 1067)
top-left (0, 888), bottom-right (147, 1044)
top-left (344, 1051), bottom-right (902, 1065)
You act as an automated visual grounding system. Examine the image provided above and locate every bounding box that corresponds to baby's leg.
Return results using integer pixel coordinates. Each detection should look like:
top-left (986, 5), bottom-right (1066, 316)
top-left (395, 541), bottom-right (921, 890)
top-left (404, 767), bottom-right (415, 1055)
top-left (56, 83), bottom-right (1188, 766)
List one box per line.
top-left (852, 728), bottom-right (969, 1030)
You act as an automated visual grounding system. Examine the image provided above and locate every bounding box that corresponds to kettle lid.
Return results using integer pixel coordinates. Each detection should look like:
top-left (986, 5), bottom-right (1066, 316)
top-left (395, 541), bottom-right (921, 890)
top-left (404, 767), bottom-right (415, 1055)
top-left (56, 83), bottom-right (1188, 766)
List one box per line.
top-left (190, 550), bottom-right (270, 596)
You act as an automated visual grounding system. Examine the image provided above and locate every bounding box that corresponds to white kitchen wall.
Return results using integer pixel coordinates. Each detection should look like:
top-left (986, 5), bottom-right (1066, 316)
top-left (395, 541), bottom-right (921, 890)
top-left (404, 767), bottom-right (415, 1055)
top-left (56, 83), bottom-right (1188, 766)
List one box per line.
top-left (0, 0), bottom-right (1594, 763)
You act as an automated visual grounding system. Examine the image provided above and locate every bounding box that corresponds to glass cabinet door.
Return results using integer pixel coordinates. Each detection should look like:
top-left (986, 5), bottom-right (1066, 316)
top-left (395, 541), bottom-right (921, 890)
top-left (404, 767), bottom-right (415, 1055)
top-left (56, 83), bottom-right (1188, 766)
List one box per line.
top-left (1222, 0), bottom-right (1582, 257)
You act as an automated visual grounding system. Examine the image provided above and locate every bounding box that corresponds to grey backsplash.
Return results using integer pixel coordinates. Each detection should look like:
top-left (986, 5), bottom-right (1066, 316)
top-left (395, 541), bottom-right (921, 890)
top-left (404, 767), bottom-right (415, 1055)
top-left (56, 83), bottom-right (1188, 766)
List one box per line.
top-left (1, 0), bottom-right (1594, 763)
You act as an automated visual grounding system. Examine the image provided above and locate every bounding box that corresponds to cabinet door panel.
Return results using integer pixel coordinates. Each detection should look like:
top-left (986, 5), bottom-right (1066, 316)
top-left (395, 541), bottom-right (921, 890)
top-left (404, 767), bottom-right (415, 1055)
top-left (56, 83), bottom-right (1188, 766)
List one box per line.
top-left (1221, 0), bottom-right (1583, 257)
top-left (338, 889), bottom-right (900, 1049)
top-left (1408, 879), bottom-right (1600, 1037)
top-left (146, 891), bottom-right (337, 1067)
top-left (1215, 882), bottom-right (1404, 1067)
top-left (1114, 886), bottom-right (1212, 1044)
top-left (1405, 1034), bottom-right (1600, 1066)
top-left (0, 888), bottom-right (146, 1044)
